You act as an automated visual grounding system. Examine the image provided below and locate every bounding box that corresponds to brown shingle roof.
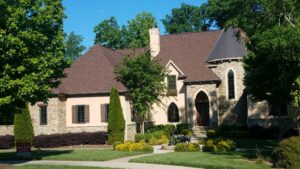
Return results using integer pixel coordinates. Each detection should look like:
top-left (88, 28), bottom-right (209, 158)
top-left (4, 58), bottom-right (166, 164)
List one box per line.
top-left (156, 30), bottom-right (222, 82)
top-left (54, 44), bottom-right (126, 95)
top-left (55, 29), bottom-right (245, 95)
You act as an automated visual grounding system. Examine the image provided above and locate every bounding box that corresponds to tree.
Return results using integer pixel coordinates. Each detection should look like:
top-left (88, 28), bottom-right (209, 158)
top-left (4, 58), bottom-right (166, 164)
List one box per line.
top-left (291, 77), bottom-right (300, 135)
top-left (116, 51), bottom-right (166, 133)
top-left (65, 31), bottom-right (86, 61)
top-left (14, 104), bottom-right (34, 146)
top-left (205, 0), bottom-right (300, 106)
top-left (94, 12), bottom-right (157, 49)
top-left (162, 3), bottom-right (209, 34)
top-left (93, 17), bottom-right (125, 49)
top-left (126, 12), bottom-right (157, 48)
top-left (0, 0), bottom-right (69, 108)
top-left (108, 87), bottom-right (125, 144)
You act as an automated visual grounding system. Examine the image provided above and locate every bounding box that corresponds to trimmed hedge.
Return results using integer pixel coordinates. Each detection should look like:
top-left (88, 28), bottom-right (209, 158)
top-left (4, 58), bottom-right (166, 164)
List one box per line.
top-left (115, 140), bottom-right (153, 152)
top-left (0, 135), bottom-right (14, 149)
top-left (108, 87), bottom-right (125, 144)
top-left (33, 132), bottom-right (108, 148)
top-left (272, 136), bottom-right (300, 169)
top-left (14, 106), bottom-right (34, 145)
top-left (0, 132), bottom-right (108, 149)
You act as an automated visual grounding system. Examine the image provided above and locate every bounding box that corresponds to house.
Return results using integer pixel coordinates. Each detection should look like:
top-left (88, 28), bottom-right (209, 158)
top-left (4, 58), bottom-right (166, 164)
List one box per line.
top-left (0, 28), bottom-right (295, 140)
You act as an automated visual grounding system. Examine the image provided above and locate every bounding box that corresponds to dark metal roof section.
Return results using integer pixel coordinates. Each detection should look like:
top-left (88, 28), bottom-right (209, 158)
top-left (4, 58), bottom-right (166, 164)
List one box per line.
top-left (207, 28), bottom-right (246, 62)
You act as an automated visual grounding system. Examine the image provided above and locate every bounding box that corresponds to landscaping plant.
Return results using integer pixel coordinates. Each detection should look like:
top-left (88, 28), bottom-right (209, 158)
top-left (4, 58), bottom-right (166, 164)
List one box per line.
top-left (14, 105), bottom-right (34, 147)
top-left (272, 136), bottom-right (300, 169)
top-left (107, 87), bottom-right (125, 144)
top-left (115, 140), bottom-right (153, 152)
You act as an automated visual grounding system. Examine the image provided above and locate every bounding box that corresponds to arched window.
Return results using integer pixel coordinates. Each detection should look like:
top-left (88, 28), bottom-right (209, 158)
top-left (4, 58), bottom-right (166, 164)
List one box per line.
top-left (227, 70), bottom-right (235, 99)
top-left (168, 103), bottom-right (179, 122)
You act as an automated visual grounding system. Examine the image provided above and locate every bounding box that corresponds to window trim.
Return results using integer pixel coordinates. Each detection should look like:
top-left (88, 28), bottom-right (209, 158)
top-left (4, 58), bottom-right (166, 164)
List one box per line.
top-left (167, 103), bottom-right (180, 123)
top-left (77, 105), bottom-right (85, 123)
top-left (167, 75), bottom-right (177, 96)
top-left (227, 69), bottom-right (235, 100)
top-left (39, 106), bottom-right (47, 125)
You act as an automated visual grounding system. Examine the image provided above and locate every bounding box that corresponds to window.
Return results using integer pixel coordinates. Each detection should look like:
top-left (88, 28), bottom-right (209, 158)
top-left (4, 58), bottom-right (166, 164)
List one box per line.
top-left (227, 70), bottom-right (235, 99)
top-left (269, 103), bottom-right (288, 116)
top-left (168, 103), bottom-right (179, 122)
top-left (39, 106), bottom-right (47, 125)
top-left (167, 75), bottom-right (177, 95)
top-left (101, 104), bottom-right (109, 123)
top-left (77, 105), bottom-right (85, 123)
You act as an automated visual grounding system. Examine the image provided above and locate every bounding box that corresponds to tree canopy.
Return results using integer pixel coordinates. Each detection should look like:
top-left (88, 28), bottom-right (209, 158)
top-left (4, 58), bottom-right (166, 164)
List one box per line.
top-left (65, 31), bottom-right (86, 61)
top-left (94, 12), bottom-right (157, 49)
top-left (116, 51), bottom-right (166, 133)
top-left (162, 3), bottom-right (209, 34)
top-left (205, 0), bottom-right (300, 105)
top-left (0, 0), bottom-right (69, 107)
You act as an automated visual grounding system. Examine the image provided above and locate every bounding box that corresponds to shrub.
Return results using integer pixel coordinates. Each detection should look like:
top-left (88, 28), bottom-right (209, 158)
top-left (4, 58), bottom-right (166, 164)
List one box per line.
top-left (175, 143), bottom-right (188, 152)
top-left (249, 125), bottom-right (280, 139)
top-left (181, 129), bottom-right (192, 136)
top-left (0, 135), bottom-right (14, 149)
top-left (207, 130), bottom-right (216, 138)
top-left (115, 140), bottom-right (153, 152)
top-left (135, 133), bottom-right (146, 142)
top-left (188, 143), bottom-right (200, 152)
top-left (202, 138), bottom-right (236, 152)
top-left (272, 136), bottom-right (300, 169)
top-left (146, 124), bottom-right (175, 138)
top-left (149, 135), bottom-right (169, 145)
top-left (33, 132), bottom-right (107, 148)
top-left (113, 141), bottom-right (122, 150)
top-left (107, 87), bottom-right (125, 144)
top-left (176, 123), bottom-right (189, 134)
top-left (202, 140), bottom-right (217, 152)
top-left (14, 106), bottom-right (34, 145)
top-left (216, 140), bottom-right (231, 152)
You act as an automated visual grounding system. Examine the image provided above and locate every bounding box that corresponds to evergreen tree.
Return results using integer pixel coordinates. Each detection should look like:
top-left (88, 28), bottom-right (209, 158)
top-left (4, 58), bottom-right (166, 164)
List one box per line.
top-left (108, 87), bottom-right (125, 144)
top-left (14, 105), bottom-right (34, 145)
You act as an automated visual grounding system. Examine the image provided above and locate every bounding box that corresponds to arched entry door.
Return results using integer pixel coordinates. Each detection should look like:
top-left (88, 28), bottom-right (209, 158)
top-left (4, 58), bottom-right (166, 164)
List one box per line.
top-left (195, 91), bottom-right (210, 126)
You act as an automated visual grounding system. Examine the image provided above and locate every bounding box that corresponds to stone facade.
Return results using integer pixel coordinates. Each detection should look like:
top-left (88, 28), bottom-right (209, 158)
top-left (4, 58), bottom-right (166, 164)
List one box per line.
top-left (29, 98), bottom-right (66, 135)
top-left (126, 123), bottom-right (137, 141)
top-left (209, 60), bottom-right (248, 125)
top-left (0, 125), bottom-right (13, 136)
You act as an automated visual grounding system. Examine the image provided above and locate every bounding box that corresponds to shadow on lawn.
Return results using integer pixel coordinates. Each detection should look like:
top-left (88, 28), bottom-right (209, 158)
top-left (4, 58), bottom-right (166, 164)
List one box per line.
top-left (0, 150), bottom-right (73, 164)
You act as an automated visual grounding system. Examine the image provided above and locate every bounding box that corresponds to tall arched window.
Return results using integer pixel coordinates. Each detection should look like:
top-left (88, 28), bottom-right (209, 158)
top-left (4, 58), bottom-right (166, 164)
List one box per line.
top-left (168, 103), bottom-right (179, 122)
top-left (228, 70), bottom-right (235, 99)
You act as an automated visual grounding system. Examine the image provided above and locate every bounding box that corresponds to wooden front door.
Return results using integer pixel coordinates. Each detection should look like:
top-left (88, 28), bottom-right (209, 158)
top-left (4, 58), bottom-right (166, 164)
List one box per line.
top-left (195, 91), bottom-right (210, 126)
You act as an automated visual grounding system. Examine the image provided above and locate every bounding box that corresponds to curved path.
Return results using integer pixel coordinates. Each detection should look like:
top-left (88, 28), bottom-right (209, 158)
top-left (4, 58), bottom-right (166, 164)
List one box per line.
top-left (3, 153), bottom-right (202, 169)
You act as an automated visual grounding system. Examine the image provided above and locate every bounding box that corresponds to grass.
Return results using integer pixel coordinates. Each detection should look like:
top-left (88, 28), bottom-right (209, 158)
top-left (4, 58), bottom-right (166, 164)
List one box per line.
top-left (12, 165), bottom-right (118, 169)
top-left (130, 151), bottom-right (271, 169)
top-left (0, 149), bottom-right (145, 161)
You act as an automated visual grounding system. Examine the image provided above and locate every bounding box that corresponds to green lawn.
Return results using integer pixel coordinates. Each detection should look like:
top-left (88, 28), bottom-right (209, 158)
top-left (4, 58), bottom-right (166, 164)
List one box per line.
top-left (130, 151), bottom-right (271, 169)
top-left (12, 165), bottom-right (118, 169)
top-left (0, 149), bottom-right (145, 161)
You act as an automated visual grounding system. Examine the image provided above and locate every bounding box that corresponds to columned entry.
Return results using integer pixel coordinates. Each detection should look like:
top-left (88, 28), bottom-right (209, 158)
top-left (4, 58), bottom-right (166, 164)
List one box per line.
top-left (195, 91), bottom-right (210, 126)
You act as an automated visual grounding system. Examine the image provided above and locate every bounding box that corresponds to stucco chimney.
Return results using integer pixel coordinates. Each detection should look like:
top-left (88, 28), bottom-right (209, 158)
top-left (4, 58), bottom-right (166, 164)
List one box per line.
top-left (149, 28), bottom-right (160, 57)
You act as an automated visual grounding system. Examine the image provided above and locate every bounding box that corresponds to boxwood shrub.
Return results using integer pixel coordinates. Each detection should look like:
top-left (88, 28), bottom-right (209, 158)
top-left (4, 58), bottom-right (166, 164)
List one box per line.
top-left (272, 136), bottom-right (300, 169)
top-left (175, 143), bottom-right (200, 152)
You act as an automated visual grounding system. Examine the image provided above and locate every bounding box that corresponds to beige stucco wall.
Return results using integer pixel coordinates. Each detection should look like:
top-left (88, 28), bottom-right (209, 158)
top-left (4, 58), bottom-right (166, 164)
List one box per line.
top-left (210, 60), bottom-right (248, 125)
top-left (65, 96), bottom-right (134, 136)
top-left (151, 62), bottom-right (186, 125)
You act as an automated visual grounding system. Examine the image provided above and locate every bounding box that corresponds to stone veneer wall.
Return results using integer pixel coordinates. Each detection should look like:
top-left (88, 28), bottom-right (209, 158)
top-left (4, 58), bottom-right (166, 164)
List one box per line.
top-left (209, 60), bottom-right (248, 125)
top-left (126, 123), bottom-right (137, 141)
top-left (0, 125), bottom-right (13, 136)
top-left (186, 83), bottom-right (219, 128)
top-left (29, 98), bottom-right (66, 135)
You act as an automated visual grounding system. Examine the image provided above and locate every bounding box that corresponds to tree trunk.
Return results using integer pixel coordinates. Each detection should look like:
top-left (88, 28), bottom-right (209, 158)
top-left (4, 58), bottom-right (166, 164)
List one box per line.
top-left (140, 121), bottom-right (145, 134)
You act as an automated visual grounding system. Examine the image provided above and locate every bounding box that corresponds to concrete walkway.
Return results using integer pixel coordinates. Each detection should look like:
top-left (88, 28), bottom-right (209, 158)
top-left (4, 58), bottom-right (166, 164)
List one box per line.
top-left (2, 153), bottom-right (202, 169)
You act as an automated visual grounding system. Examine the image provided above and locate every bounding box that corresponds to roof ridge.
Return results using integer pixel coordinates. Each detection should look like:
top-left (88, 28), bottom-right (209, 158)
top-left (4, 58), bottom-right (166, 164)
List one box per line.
top-left (161, 29), bottom-right (223, 37)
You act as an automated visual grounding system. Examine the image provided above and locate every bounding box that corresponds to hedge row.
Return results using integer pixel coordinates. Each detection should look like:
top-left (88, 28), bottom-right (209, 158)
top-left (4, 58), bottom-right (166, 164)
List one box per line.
top-left (0, 132), bottom-right (108, 149)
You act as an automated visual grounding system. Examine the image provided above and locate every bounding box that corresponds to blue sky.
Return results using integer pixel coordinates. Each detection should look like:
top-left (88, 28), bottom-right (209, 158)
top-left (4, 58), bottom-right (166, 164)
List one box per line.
top-left (63, 0), bottom-right (206, 49)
